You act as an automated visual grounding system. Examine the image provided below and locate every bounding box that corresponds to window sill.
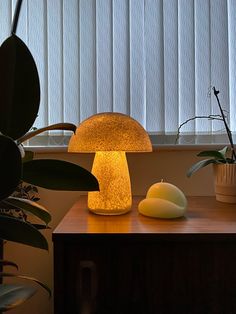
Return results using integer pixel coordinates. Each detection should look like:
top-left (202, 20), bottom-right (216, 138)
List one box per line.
top-left (26, 143), bottom-right (228, 154)
top-left (23, 133), bottom-right (234, 153)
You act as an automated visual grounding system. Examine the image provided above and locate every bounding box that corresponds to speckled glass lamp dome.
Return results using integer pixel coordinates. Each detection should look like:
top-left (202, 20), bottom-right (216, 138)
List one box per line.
top-left (68, 112), bottom-right (152, 215)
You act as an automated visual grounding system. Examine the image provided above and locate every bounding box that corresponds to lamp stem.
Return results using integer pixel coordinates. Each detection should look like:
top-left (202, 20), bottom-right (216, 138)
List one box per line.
top-left (88, 151), bottom-right (132, 215)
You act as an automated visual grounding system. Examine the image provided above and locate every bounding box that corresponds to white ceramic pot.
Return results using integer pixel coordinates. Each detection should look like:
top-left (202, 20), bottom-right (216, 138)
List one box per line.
top-left (213, 163), bottom-right (236, 203)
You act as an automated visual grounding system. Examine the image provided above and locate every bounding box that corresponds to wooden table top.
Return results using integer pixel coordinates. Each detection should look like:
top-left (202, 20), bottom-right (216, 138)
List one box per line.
top-left (53, 196), bottom-right (236, 241)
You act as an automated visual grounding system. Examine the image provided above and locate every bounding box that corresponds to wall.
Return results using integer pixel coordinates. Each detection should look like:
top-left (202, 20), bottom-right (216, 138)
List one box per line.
top-left (5, 149), bottom-right (214, 314)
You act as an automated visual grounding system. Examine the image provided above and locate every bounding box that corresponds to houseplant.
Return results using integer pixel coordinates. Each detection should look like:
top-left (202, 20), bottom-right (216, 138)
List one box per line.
top-left (0, 0), bottom-right (99, 311)
top-left (184, 87), bottom-right (236, 203)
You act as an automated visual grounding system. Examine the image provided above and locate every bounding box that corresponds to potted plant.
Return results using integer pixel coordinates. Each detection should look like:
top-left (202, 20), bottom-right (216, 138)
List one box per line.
top-left (0, 0), bottom-right (99, 311)
top-left (185, 87), bottom-right (236, 203)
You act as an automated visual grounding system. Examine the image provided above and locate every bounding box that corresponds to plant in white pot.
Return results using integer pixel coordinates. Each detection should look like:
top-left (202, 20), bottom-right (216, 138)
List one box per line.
top-left (182, 87), bottom-right (236, 203)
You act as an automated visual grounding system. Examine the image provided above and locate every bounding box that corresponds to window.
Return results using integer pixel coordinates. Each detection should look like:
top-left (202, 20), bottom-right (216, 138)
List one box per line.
top-left (1, 0), bottom-right (235, 145)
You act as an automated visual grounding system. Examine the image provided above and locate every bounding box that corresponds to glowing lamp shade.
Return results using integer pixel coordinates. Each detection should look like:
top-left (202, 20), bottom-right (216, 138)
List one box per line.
top-left (68, 113), bottom-right (152, 215)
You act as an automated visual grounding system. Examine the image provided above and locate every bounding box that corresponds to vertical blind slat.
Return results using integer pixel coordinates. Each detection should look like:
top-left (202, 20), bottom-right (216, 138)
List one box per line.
top-left (195, 0), bottom-right (211, 134)
top-left (210, 0), bottom-right (229, 132)
top-left (113, 0), bottom-right (130, 114)
top-left (28, 0), bottom-right (48, 129)
top-left (129, 0), bottom-right (146, 127)
top-left (79, 0), bottom-right (97, 121)
top-left (63, 0), bottom-right (80, 125)
top-left (145, 0), bottom-right (164, 133)
top-left (227, 0), bottom-right (236, 132)
top-left (96, 0), bottom-right (113, 113)
top-left (0, 1), bottom-right (11, 43)
top-left (163, 0), bottom-right (179, 133)
top-left (47, 0), bottom-right (63, 126)
top-left (11, 0), bottom-right (17, 19)
top-left (178, 0), bottom-right (195, 133)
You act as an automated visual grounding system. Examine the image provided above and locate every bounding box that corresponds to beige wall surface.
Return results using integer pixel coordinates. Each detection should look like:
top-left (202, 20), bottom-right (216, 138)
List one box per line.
top-left (5, 150), bottom-right (214, 314)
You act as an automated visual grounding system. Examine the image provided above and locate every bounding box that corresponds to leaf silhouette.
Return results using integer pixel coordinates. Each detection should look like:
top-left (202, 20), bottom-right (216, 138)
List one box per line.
top-left (0, 35), bottom-right (40, 139)
top-left (0, 135), bottom-right (21, 201)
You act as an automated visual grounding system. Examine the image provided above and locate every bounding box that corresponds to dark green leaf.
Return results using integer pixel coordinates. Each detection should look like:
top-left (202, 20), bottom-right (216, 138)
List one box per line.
top-left (22, 159), bottom-right (99, 191)
top-left (18, 123), bottom-right (77, 144)
top-left (0, 135), bottom-right (21, 201)
top-left (0, 284), bottom-right (36, 311)
top-left (0, 260), bottom-right (18, 270)
top-left (4, 197), bottom-right (51, 225)
top-left (0, 35), bottom-right (40, 139)
top-left (0, 273), bottom-right (51, 298)
top-left (0, 215), bottom-right (48, 250)
top-left (187, 159), bottom-right (216, 177)
top-left (218, 146), bottom-right (228, 158)
top-left (226, 158), bottom-right (235, 163)
top-left (197, 150), bottom-right (226, 160)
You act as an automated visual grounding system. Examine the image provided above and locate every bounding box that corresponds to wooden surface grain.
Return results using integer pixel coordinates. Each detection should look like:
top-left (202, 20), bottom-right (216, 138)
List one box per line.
top-left (53, 196), bottom-right (236, 236)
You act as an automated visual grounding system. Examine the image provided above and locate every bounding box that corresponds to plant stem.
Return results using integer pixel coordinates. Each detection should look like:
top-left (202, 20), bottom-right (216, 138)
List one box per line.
top-left (175, 115), bottom-right (223, 144)
top-left (11, 0), bottom-right (23, 35)
top-left (17, 123), bottom-right (77, 144)
top-left (212, 87), bottom-right (236, 160)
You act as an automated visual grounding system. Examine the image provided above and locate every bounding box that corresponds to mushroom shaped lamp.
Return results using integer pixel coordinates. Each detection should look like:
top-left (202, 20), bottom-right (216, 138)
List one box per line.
top-left (68, 112), bottom-right (152, 215)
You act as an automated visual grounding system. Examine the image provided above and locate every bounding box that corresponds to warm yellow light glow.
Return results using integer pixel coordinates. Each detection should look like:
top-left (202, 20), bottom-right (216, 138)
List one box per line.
top-left (68, 112), bottom-right (152, 215)
top-left (88, 151), bottom-right (132, 215)
top-left (68, 112), bottom-right (152, 152)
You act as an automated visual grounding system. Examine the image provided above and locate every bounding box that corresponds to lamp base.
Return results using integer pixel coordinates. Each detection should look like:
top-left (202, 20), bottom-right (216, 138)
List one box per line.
top-left (88, 208), bottom-right (130, 216)
top-left (88, 151), bottom-right (132, 215)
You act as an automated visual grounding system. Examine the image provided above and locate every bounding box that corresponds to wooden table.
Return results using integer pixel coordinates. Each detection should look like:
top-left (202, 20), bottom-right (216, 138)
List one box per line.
top-left (53, 196), bottom-right (236, 314)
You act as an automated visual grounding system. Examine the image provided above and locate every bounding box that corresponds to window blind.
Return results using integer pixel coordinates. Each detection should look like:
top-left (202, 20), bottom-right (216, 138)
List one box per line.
top-left (0, 0), bottom-right (235, 135)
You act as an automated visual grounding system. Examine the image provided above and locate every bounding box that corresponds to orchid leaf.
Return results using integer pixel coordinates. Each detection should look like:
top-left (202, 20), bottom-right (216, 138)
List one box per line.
top-left (218, 146), bottom-right (228, 158)
top-left (197, 148), bottom-right (227, 160)
top-left (0, 135), bottom-right (21, 201)
top-left (197, 151), bottom-right (223, 159)
top-left (4, 197), bottom-right (51, 225)
top-left (226, 158), bottom-right (236, 164)
top-left (0, 274), bottom-right (51, 297)
top-left (0, 284), bottom-right (36, 311)
top-left (187, 159), bottom-right (217, 177)
top-left (0, 35), bottom-right (40, 139)
top-left (0, 215), bottom-right (48, 250)
top-left (22, 159), bottom-right (99, 191)
top-left (18, 123), bottom-right (77, 144)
